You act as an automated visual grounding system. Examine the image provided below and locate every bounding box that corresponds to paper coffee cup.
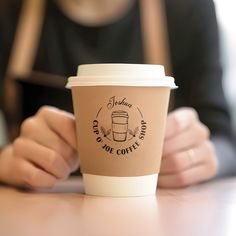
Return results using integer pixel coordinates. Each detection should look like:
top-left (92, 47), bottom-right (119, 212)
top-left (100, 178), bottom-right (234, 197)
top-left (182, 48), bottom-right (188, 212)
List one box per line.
top-left (67, 64), bottom-right (177, 197)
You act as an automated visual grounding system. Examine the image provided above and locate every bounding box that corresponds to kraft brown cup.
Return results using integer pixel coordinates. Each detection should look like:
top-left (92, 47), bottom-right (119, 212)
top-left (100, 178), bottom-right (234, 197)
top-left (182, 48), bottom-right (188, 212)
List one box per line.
top-left (67, 64), bottom-right (177, 197)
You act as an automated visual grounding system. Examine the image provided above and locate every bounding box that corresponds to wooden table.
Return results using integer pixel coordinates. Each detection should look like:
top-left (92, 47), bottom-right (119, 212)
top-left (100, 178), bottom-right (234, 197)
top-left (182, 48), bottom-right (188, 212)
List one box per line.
top-left (1, 177), bottom-right (236, 236)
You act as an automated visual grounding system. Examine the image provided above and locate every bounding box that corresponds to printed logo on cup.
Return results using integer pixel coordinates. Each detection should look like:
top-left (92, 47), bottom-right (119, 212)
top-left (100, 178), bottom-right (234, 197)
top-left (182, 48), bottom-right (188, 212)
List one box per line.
top-left (92, 96), bottom-right (148, 156)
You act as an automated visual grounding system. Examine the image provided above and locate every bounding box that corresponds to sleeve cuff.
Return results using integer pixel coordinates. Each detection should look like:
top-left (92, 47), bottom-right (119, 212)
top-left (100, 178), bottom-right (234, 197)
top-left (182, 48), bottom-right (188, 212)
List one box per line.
top-left (211, 135), bottom-right (236, 178)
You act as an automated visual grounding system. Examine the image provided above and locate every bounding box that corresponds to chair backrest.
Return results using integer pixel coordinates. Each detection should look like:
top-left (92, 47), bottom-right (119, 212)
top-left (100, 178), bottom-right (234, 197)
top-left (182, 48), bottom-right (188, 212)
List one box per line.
top-left (6, 0), bottom-right (46, 79)
top-left (4, 0), bottom-right (46, 139)
top-left (140, 0), bottom-right (172, 75)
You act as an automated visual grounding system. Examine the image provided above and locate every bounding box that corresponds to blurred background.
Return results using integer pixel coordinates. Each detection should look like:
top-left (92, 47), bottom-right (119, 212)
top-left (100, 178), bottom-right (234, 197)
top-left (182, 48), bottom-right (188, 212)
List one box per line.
top-left (214, 0), bottom-right (236, 135)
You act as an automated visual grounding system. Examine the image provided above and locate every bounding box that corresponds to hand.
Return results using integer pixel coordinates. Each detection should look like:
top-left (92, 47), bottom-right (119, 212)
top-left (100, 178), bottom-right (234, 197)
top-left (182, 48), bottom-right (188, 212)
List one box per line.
top-left (0, 106), bottom-right (79, 189)
top-left (158, 107), bottom-right (218, 188)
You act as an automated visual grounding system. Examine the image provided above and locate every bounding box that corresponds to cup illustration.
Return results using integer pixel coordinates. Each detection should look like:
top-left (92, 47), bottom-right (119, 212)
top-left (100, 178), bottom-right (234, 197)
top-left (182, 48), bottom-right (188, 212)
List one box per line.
top-left (111, 111), bottom-right (129, 142)
top-left (67, 64), bottom-right (177, 197)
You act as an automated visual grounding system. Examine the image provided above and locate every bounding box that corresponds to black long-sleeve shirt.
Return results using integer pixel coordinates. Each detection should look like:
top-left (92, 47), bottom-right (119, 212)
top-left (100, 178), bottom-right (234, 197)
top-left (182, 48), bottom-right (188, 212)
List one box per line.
top-left (0, 0), bottom-right (236, 177)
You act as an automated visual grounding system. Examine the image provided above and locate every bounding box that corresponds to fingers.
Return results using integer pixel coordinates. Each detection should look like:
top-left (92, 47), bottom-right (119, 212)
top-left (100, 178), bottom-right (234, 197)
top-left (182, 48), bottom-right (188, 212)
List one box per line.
top-left (36, 106), bottom-right (77, 150)
top-left (17, 159), bottom-right (58, 189)
top-left (161, 141), bottom-right (211, 174)
top-left (160, 107), bottom-right (218, 188)
top-left (165, 107), bottom-right (199, 139)
top-left (0, 106), bottom-right (79, 189)
top-left (159, 141), bottom-right (218, 188)
top-left (158, 162), bottom-right (217, 188)
top-left (21, 106), bottom-right (77, 148)
top-left (163, 122), bottom-right (210, 156)
top-left (0, 147), bottom-right (57, 188)
top-left (20, 113), bottom-right (79, 170)
top-left (13, 138), bottom-right (71, 179)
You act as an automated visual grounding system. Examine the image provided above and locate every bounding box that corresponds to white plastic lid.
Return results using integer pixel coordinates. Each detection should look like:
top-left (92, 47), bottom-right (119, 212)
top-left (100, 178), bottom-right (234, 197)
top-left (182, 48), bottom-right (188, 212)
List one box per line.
top-left (66, 64), bottom-right (177, 88)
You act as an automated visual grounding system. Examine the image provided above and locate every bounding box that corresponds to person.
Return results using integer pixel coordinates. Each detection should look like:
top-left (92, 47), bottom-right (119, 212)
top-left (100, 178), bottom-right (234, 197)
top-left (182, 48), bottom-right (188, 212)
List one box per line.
top-left (0, 0), bottom-right (235, 189)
